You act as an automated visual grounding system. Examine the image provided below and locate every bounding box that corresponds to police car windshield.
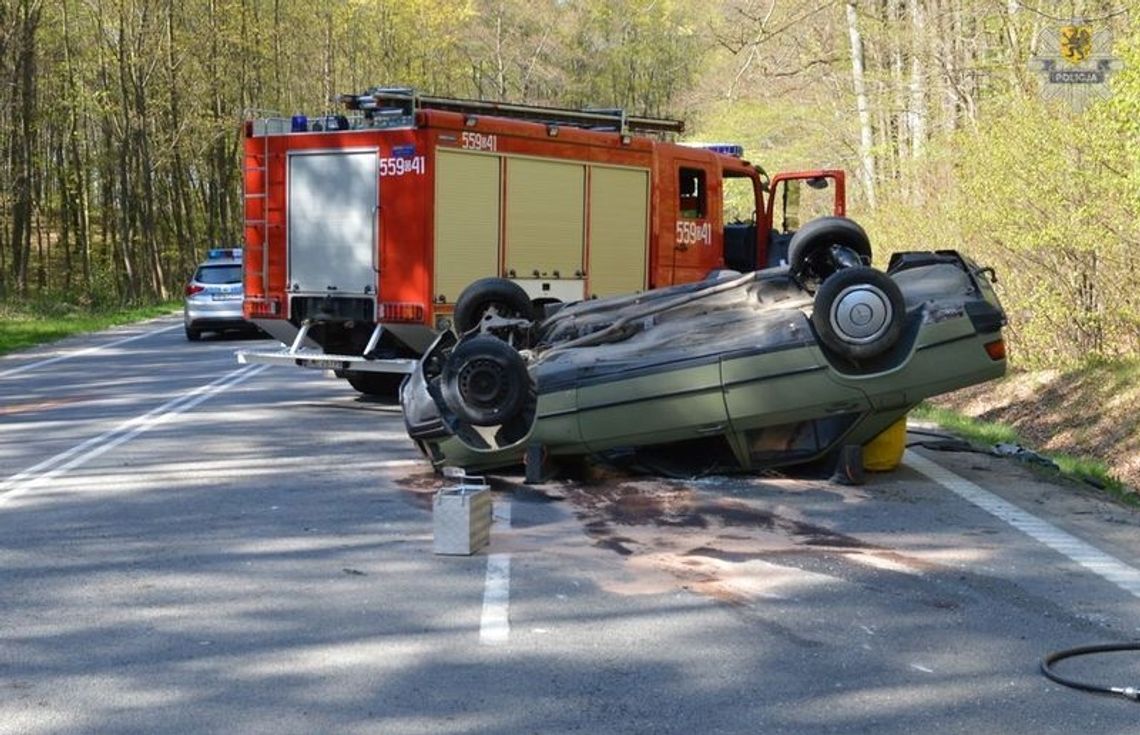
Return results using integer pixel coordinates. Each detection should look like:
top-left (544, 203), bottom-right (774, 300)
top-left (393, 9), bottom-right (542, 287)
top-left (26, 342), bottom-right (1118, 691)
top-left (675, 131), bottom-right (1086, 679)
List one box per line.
top-left (194, 264), bottom-right (242, 284)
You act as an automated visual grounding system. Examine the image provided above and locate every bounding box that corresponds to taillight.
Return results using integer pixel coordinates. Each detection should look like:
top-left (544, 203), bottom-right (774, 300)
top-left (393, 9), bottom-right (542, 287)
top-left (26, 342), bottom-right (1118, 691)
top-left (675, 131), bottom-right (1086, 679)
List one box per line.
top-left (185, 284), bottom-right (206, 296)
top-left (380, 302), bottom-right (425, 323)
top-left (984, 339), bottom-right (1006, 361)
top-left (246, 298), bottom-right (280, 317)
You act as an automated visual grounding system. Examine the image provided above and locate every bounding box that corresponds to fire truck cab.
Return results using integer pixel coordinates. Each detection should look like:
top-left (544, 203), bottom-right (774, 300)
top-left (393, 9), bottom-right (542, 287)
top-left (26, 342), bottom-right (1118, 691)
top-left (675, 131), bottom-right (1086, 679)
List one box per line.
top-left (237, 88), bottom-right (846, 395)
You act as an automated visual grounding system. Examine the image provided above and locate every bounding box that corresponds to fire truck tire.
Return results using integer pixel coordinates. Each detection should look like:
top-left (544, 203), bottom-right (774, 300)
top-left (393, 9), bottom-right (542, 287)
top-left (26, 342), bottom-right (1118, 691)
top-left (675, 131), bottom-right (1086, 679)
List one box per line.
top-left (453, 278), bottom-right (535, 334)
top-left (788, 216), bottom-right (872, 281)
top-left (440, 335), bottom-right (530, 427)
top-left (812, 267), bottom-right (905, 360)
top-left (345, 372), bottom-right (406, 398)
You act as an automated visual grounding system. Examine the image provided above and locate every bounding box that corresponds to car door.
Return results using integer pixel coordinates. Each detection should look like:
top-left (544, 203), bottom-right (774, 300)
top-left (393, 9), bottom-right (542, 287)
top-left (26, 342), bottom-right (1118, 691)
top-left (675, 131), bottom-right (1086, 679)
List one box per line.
top-left (720, 339), bottom-right (870, 468)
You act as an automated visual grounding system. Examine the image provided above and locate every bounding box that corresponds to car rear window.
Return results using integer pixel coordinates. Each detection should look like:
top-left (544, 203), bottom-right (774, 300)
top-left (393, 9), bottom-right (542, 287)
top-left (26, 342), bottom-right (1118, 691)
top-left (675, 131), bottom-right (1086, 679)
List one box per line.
top-left (194, 264), bottom-right (242, 284)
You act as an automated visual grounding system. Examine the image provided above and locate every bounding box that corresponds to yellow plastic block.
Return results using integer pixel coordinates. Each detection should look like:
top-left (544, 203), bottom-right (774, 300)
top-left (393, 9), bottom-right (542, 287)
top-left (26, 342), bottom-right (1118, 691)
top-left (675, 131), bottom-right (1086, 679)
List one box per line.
top-left (863, 416), bottom-right (907, 472)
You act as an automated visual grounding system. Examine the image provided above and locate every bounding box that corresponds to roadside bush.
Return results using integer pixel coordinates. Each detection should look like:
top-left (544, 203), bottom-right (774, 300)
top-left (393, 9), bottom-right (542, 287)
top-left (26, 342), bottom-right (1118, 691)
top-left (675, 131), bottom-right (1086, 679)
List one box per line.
top-left (865, 89), bottom-right (1140, 368)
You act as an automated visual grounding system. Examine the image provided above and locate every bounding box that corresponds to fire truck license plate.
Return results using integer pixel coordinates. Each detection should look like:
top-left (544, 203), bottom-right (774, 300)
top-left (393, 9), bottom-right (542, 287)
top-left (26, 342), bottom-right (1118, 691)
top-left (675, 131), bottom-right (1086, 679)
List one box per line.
top-left (300, 359), bottom-right (346, 370)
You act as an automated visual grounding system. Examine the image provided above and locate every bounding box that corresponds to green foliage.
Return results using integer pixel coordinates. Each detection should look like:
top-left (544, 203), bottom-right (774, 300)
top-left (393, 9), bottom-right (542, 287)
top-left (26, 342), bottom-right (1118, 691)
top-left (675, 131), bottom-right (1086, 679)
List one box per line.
top-left (911, 404), bottom-right (1020, 445)
top-left (564, 0), bottom-right (710, 114)
top-left (688, 98), bottom-right (857, 174)
top-left (0, 300), bottom-right (180, 355)
top-left (865, 83), bottom-right (1140, 367)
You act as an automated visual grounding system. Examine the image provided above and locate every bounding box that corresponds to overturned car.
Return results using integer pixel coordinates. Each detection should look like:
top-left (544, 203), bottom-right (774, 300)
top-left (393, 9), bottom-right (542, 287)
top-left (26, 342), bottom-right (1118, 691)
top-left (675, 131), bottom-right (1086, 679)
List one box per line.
top-left (401, 217), bottom-right (1007, 475)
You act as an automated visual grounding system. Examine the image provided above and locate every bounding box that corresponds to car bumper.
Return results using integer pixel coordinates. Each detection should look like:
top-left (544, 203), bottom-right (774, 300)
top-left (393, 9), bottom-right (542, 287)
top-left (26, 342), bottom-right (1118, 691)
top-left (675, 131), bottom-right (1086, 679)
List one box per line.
top-left (185, 298), bottom-right (248, 330)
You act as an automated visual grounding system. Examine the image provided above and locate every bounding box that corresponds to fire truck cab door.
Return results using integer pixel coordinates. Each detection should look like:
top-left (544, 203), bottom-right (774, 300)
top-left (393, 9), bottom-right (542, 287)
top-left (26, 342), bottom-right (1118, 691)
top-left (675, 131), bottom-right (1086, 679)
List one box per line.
top-left (763, 171), bottom-right (846, 268)
top-left (667, 161), bottom-right (719, 286)
top-left (287, 149), bottom-right (378, 295)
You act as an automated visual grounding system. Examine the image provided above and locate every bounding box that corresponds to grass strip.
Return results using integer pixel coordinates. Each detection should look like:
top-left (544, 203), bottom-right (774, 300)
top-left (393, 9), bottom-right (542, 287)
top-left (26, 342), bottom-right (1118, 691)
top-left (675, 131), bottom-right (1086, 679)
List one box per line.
top-left (0, 302), bottom-right (180, 356)
top-left (911, 403), bottom-right (1131, 502)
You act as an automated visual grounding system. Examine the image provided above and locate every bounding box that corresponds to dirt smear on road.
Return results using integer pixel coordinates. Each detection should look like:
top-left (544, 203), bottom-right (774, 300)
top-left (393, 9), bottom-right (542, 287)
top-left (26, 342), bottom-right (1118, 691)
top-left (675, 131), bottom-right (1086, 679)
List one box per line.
top-left (554, 477), bottom-right (929, 606)
top-left (391, 467), bottom-right (936, 607)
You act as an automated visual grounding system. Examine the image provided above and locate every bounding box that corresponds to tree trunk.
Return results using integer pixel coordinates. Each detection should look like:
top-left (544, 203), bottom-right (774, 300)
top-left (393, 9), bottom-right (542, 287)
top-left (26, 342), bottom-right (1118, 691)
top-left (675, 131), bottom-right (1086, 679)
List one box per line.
top-left (844, 0), bottom-right (876, 208)
top-left (908, 0), bottom-right (928, 159)
top-left (116, 2), bottom-right (138, 301)
top-left (61, 0), bottom-right (92, 293)
top-left (10, 0), bottom-right (43, 296)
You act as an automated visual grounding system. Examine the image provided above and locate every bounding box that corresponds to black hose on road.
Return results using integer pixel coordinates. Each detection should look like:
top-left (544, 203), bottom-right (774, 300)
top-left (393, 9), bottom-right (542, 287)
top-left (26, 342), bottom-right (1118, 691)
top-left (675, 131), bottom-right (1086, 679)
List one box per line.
top-left (1041, 643), bottom-right (1140, 700)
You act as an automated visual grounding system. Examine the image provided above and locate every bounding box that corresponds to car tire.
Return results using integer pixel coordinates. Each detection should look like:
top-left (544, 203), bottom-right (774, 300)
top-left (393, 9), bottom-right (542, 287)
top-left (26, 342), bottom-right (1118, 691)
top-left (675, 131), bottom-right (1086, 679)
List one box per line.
top-left (812, 267), bottom-right (905, 360)
top-left (453, 278), bottom-right (535, 334)
top-left (345, 372), bottom-right (406, 399)
top-left (788, 217), bottom-right (872, 281)
top-left (440, 335), bottom-right (530, 426)
top-left (185, 326), bottom-right (201, 341)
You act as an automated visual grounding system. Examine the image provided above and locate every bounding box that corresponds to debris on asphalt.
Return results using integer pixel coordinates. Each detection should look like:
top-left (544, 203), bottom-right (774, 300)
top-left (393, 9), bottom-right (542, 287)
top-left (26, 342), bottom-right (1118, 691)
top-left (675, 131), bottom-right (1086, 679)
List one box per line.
top-left (993, 442), bottom-right (1060, 471)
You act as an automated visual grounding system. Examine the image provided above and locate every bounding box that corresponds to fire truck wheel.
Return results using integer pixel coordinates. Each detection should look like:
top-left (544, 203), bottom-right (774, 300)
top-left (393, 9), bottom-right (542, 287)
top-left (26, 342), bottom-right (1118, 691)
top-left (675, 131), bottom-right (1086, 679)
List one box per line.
top-left (453, 278), bottom-right (535, 335)
top-left (345, 372), bottom-right (406, 398)
top-left (812, 267), bottom-right (905, 360)
top-left (788, 216), bottom-right (872, 282)
top-left (441, 335), bottom-right (530, 427)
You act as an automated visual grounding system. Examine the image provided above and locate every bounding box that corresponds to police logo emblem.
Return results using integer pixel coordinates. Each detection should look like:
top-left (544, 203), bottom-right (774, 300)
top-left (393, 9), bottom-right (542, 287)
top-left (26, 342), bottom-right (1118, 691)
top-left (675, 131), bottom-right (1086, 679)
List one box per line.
top-left (1030, 22), bottom-right (1122, 111)
top-left (1060, 25), bottom-right (1093, 64)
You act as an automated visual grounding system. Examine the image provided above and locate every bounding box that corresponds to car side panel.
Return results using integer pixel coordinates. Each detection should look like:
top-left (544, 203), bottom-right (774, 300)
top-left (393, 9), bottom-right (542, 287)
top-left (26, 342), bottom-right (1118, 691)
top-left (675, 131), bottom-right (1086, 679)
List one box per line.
top-left (575, 363), bottom-right (728, 452)
top-left (533, 389), bottom-right (583, 447)
top-left (720, 345), bottom-right (869, 432)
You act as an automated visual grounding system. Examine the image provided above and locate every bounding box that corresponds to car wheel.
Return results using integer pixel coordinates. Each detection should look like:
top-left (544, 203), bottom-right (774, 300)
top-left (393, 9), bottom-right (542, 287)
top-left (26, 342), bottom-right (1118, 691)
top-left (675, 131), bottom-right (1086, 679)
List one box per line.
top-left (345, 372), bottom-right (406, 399)
top-left (453, 278), bottom-right (535, 335)
top-left (185, 326), bottom-right (201, 341)
top-left (788, 217), bottom-right (872, 282)
top-left (440, 336), bottom-right (530, 426)
top-left (812, 267), bottom-right (905, 360)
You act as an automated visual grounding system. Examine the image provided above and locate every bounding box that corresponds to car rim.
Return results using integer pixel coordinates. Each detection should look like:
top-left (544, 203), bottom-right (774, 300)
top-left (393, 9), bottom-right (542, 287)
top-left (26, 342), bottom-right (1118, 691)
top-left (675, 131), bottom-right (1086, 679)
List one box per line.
top-left (829, 283), bottom-right (893, 344)
top-left (457, 357), bottom-right (508, 411)
top-left (481, 302), bottom-right (517, 322)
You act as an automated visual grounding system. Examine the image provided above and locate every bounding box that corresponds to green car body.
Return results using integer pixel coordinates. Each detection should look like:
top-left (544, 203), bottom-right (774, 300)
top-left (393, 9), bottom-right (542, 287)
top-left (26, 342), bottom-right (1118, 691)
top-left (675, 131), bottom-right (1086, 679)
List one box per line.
top-left (402, 249), bottom-right (1007, 474)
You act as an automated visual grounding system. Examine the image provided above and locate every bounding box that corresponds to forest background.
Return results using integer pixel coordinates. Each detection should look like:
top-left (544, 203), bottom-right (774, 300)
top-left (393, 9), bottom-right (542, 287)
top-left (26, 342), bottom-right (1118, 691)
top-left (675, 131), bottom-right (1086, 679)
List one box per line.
top-left (0, 0), bottom-right (1137, 371)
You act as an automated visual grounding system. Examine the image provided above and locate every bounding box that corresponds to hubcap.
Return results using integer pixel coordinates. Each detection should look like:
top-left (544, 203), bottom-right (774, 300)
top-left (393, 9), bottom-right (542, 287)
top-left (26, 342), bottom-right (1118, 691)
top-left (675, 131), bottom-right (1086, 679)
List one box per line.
top-left (458, 358), bottom-right (506, 409)
top-left (830, 284), bottom-right (892, 344)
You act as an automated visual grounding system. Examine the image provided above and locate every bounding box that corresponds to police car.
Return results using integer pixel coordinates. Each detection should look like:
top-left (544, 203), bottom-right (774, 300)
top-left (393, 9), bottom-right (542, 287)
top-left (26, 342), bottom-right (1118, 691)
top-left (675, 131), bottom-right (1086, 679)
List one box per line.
top-left (183, 249), bottom-right (250, 341)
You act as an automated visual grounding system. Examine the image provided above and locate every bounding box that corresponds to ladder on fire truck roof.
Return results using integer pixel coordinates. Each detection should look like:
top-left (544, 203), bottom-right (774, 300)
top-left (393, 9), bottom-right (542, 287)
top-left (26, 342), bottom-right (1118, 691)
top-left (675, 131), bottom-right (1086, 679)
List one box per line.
top-left (339, 87), bottom-right (685, 137)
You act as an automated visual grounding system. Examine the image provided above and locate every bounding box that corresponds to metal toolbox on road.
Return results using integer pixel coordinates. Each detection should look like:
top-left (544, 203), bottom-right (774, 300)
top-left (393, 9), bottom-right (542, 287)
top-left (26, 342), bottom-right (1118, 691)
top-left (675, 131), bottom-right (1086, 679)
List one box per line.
top-left (433, 474), bottom-right (491, 556)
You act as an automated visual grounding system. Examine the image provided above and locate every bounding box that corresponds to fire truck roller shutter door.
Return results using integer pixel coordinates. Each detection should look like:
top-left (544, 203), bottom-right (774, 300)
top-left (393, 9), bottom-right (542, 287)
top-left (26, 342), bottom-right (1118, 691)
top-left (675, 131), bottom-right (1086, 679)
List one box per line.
top-left (505, 158), bottom-right (585, 291)
top-left (435, 150), bottom-right (502, 304)
top-left (587, 166), bottom-right (649, 298)
top-left (287, 150), bottom-right (378, 294)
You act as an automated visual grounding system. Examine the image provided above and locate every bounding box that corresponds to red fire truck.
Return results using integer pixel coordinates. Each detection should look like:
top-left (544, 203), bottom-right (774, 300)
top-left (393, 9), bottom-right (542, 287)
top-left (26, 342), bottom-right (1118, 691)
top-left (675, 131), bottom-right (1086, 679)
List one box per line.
top-left (237, 88), bottom-right (846, 395)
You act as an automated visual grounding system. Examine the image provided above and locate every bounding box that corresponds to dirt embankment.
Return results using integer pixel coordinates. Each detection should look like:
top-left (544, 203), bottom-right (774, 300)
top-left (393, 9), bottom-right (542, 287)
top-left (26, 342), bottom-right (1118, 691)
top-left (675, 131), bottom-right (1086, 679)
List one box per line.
top-left (931, 361), bottom-right (1140, 492)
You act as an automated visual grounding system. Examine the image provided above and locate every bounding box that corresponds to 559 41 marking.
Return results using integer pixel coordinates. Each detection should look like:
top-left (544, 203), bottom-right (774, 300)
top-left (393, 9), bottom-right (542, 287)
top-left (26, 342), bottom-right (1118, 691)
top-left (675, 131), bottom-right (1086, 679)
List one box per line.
top-left (379, 156), bottom-right (425, 177)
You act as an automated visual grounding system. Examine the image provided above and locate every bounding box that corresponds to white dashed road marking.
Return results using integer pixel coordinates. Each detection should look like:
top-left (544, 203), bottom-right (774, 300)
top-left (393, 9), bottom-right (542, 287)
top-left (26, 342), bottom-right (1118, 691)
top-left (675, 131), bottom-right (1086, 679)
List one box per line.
top-left (480, 501), bottom-right (512, 645)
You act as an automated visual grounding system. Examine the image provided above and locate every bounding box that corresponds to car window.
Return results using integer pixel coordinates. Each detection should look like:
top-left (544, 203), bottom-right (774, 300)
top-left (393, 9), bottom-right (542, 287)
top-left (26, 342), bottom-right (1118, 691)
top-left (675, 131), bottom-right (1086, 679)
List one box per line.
top-left (678, 167), bottom-right (707, 219)
top-left (194, 264), bottom-right (242, 284)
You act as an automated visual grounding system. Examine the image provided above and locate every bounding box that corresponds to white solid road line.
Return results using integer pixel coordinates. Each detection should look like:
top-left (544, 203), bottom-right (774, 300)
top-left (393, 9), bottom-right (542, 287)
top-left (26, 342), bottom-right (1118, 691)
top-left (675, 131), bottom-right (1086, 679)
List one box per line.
top-left (906, 450), bottom-right (1140, 599)
top-left (0, 364), bottom-right (269, 507)
top-left (0, 322), bottom-right (181, 379)
top-left (480, 501), bottom-right (512, 645)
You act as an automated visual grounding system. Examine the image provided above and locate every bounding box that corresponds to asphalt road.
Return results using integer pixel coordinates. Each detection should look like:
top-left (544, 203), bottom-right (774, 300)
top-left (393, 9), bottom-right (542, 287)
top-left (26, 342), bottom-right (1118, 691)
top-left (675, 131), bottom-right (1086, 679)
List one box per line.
top-left (2, 317), bottom-right (1139, 734)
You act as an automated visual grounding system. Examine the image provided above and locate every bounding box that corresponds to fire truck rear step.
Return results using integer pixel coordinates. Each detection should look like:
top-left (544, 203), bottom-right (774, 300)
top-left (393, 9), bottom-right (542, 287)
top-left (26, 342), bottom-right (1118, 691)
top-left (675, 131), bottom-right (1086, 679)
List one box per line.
top-left (237, 322), bottom-right (413, 373)
top-left (236, 347), bottom-right (416, 374)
